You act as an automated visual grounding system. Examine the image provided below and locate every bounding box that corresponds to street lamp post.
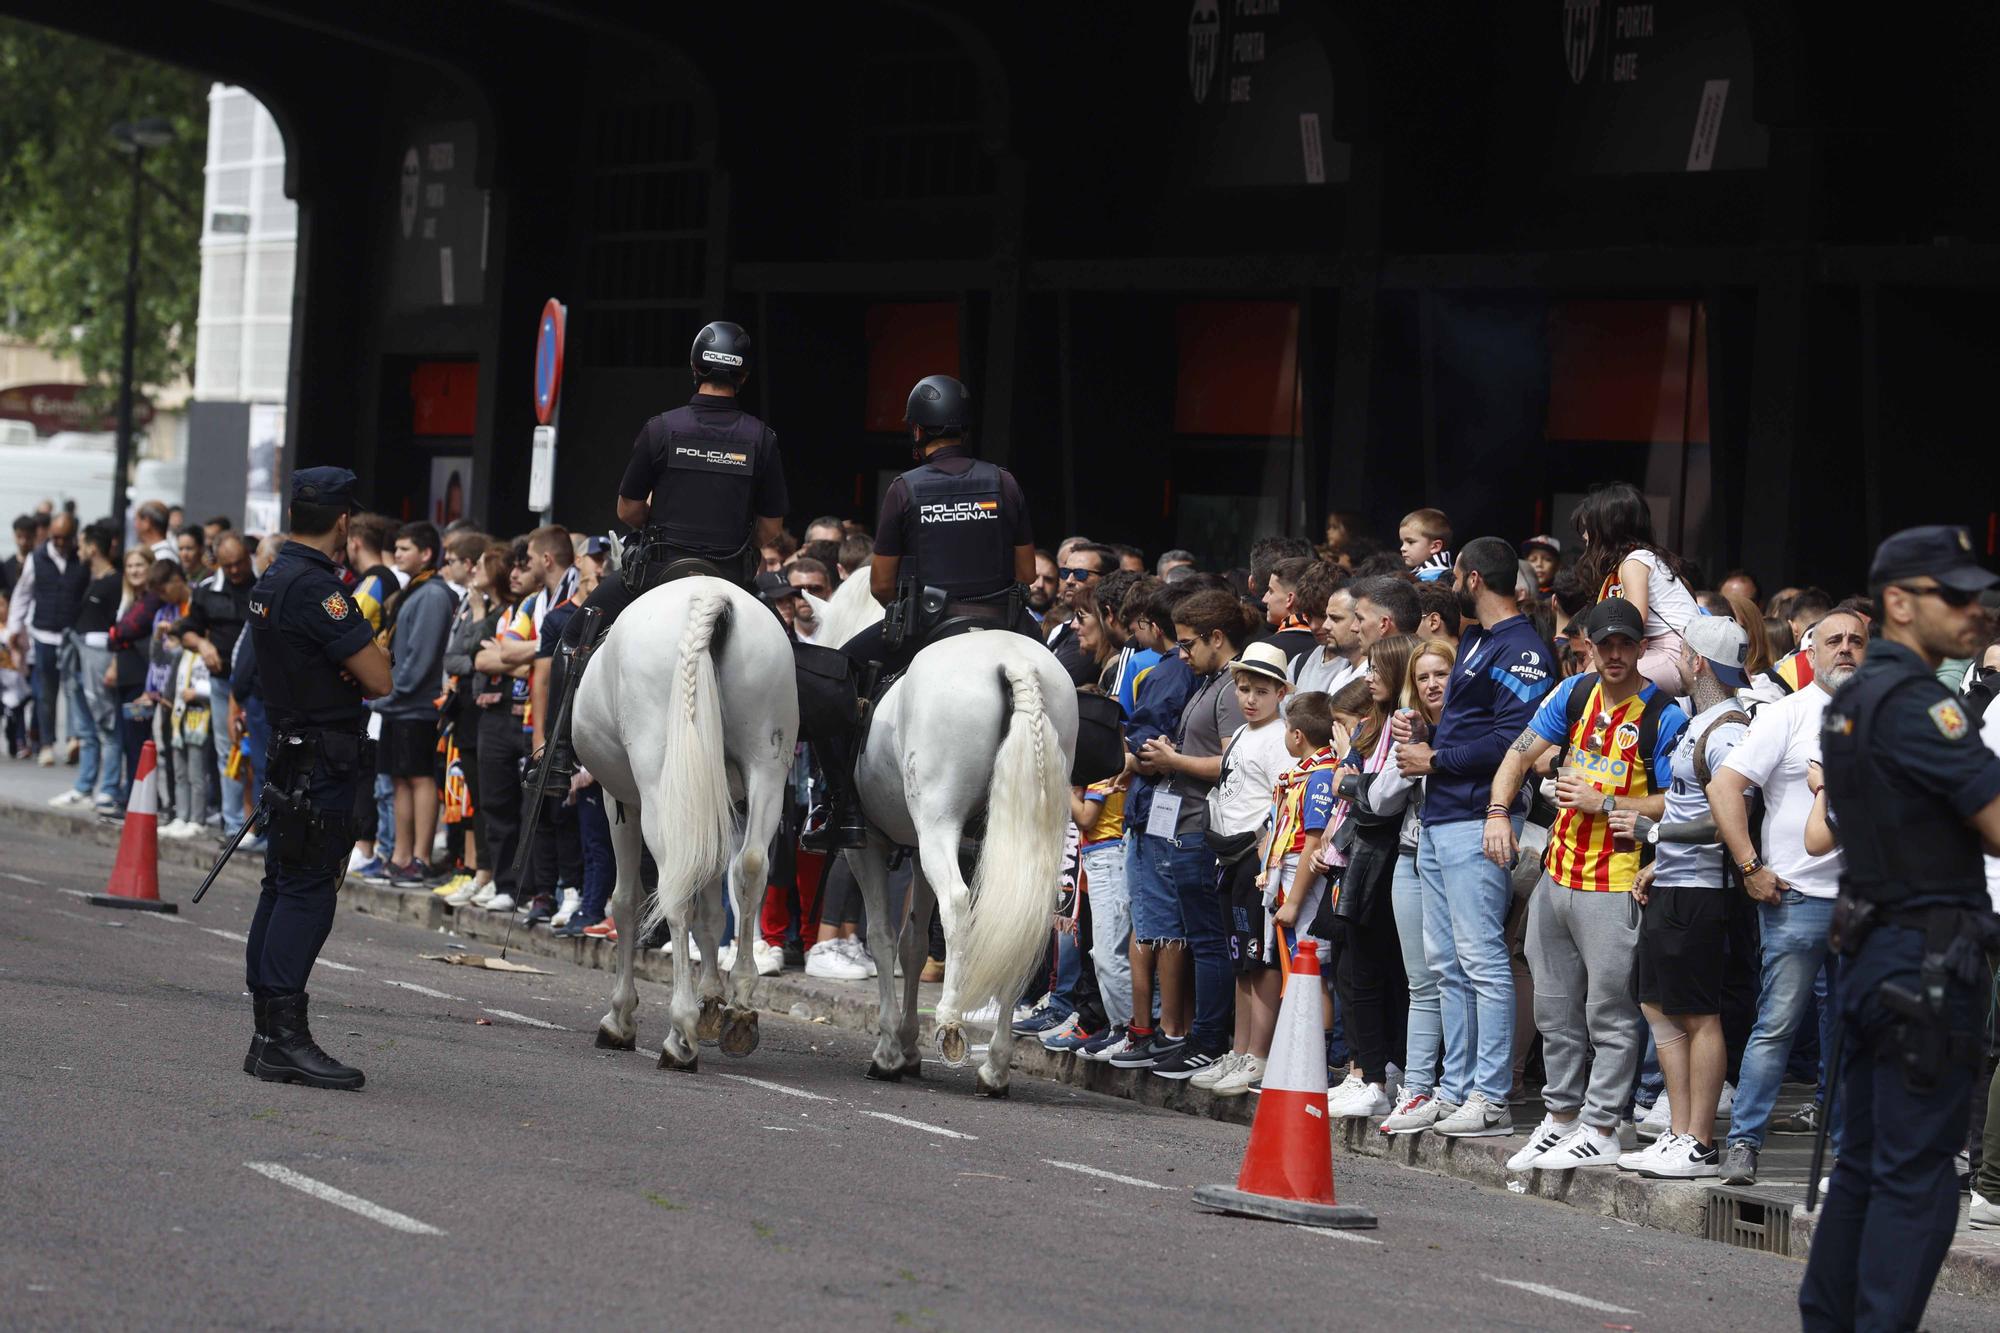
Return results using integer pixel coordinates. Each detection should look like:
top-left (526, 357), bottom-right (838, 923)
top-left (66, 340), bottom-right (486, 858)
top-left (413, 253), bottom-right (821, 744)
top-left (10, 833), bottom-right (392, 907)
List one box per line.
top-left (108, 117), bottom-right (174, 541)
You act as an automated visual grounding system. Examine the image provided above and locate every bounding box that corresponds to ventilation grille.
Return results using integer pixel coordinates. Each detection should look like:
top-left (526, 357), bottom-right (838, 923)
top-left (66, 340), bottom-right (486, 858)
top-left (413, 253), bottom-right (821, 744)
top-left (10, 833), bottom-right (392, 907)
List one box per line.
top-left (1705, 1187), bottom-right (1795, 1256)
top-left (576, 99), bottom-right (708, 370)
top-left (850, 38), bottom-right (993, 203)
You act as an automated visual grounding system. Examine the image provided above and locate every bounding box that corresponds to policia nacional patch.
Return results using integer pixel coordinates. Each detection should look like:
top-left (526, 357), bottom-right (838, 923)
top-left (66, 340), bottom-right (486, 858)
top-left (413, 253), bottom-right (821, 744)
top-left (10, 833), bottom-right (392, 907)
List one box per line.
top-left (1928, 697), bottom-right (1969, 740)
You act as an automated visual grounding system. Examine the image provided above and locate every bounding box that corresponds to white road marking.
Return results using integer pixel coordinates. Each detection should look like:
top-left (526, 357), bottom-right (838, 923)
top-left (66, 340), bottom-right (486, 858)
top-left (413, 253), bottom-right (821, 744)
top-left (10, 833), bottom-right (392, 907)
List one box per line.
top-left (316, 960), bottom-right (362, 973)
top-left (4, 872), bottom-right (44, 884)
top-left (202, 927), bottom-right (250, 943)
top-left (714, 1073), bottom-right (833, 1102)
top-left (1483, 1276), bottom-right (1636, 1315)
top-left (1290, 1222), bottom-right (1384, 1246)
top-left (48, 908), bottom-right (98, 924)
top-left (57, 887), bottom-right (91, 898)
top-left (382, 979), bottom-right (459, 1001)
top-left (482, 1007), bottom-right (566, 1030)
top-left (244, 1162), bottom-right (444, 1235)
top-left (861, 1111), bottom-right (976, 1140)
top-left (1043, 1159), bottom-right (1169, 1190)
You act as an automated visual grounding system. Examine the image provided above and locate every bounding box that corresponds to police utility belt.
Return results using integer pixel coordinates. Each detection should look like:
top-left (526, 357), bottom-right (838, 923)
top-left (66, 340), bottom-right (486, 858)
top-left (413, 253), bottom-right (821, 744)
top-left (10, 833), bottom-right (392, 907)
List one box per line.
top-left (262, 727), bottom-right (375, 865)
top-left (1831, 893), bottom-right (2000, 1081)
top-left (622, 527), bottom-right (757, 593)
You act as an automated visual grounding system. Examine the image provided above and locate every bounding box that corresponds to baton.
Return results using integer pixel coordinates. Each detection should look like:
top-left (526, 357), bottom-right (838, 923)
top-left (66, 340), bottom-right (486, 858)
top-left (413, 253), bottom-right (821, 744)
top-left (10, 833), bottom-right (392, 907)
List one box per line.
top-left (1805, 1015), bottom-right (1844, 1212)
top-left (192, 803), bottom-right (270, 905)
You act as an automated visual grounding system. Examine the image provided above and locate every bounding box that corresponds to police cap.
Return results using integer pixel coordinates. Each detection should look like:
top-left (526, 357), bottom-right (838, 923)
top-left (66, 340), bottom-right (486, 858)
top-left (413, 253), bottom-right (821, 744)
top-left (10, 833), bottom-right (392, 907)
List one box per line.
top-left (691, 321), bottom-right (751, 386)
top-left (905, 374), bottom-right (971, 439)
top-left (290, 466), bottom-right (361, 512)
top-left (1867, 525), bottom-right (1999, 594)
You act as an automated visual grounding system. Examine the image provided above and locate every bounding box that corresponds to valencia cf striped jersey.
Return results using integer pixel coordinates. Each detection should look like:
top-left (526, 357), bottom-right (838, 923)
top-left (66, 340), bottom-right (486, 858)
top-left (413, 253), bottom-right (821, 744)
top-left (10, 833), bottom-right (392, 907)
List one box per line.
top-left (1528, 675), bottom-right (1687, 892)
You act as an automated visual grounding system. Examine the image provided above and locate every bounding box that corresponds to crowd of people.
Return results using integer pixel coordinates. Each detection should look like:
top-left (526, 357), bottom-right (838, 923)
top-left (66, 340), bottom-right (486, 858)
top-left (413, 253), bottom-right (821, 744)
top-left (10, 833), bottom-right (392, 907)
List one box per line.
top-left (10, 482), bottom-right (2000, 1218)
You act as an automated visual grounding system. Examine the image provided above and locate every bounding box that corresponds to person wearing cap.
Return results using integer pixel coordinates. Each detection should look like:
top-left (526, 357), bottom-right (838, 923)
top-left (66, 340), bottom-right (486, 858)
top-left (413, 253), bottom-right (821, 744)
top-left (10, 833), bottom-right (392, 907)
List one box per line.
top-left (1798, 526), bottom-right (2000, 1331)
top-left (1708, 602), bottom-right (1870, 1186)
top-left (1483, 597), bottom-right (1688, 1170)
top-left (238, 467), bottom-right (393, 1091)
top-left (1603, 616), bottom-right (1756, 1179)
top-left (1520, 535), bottom-right (1561, 597)
top-left (755, 569), bottom-right (803, 633)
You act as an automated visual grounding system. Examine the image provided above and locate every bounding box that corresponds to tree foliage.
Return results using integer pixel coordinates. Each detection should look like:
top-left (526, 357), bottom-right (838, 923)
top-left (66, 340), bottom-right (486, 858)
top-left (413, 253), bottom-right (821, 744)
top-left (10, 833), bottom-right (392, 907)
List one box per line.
top-left (0, 20), bottom-right (208, 398)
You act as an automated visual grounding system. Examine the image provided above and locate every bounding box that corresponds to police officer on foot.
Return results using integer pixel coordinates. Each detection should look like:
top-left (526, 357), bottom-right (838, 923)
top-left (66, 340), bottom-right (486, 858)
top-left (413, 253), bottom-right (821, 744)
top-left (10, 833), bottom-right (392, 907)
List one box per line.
top-left (544, 320), bottom-right (788, 778)
top-left (1800, 524), bottom-right (2000, 1331)
top-left (242, 468), bottom-right (392, 1090)
top-left (800, 374), bottom-right (1035, 850)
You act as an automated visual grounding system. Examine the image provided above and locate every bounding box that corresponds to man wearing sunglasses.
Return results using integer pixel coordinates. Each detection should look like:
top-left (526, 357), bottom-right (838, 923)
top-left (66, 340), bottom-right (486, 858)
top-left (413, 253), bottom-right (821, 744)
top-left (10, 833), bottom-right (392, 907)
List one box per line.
top-left (1046, 544), bottom-right (1113, 685)
top-left (1800, 525), bottom-right (2000, 1331)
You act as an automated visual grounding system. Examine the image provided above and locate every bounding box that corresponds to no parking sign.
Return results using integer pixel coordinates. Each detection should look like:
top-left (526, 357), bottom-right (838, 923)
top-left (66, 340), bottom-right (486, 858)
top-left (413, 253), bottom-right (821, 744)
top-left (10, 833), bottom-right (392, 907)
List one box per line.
top-left (529, 298), bottom-right (565, 514)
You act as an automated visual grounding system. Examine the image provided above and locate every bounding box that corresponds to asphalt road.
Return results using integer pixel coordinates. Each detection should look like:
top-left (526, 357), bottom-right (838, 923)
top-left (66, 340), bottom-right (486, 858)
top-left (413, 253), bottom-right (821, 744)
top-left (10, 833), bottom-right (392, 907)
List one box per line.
top-left (1, 816), bottom-right (1989, 1333)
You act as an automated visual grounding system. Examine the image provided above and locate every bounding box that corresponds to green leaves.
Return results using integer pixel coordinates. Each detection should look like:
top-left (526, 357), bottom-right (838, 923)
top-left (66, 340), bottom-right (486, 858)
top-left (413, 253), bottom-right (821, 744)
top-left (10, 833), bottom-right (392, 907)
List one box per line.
top-left (0, 20), bottom-right (208, 401)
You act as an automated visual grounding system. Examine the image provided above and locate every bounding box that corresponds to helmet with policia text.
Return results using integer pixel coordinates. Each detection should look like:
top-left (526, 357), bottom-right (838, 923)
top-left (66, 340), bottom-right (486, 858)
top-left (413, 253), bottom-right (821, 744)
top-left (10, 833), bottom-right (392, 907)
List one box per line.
top-left (690, 321), bottom-right (751, 386)
top-left (904, 374), bottom-right (972, 445)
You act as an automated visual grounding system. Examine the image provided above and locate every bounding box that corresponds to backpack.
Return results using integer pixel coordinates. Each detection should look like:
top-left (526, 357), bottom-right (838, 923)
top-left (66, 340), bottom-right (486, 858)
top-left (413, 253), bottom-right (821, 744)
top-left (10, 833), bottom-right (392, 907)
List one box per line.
top-left (1557, 673), bottom-right (1673, 791)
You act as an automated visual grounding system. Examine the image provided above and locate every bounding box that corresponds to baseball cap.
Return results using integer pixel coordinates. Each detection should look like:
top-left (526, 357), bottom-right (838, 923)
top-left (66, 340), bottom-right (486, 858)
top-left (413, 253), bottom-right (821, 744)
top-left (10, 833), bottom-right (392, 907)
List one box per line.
top-left (1520, 534), bottom-right (1561, 559)
top-left (1584, 597), bottom-right (1645, 644)
top-left (755, 570), bottom-right (800, 603)
top-left (1683, 614), bottom-right (1751, 689)
top-left (1867, 525), bottom-right (1999, 594)
top-left (1228, 640), bottom-right (1291, 684)
top-left (583, 535), bottom-right (611, 558)
top-left (290, 466), bottom-right (361, 512)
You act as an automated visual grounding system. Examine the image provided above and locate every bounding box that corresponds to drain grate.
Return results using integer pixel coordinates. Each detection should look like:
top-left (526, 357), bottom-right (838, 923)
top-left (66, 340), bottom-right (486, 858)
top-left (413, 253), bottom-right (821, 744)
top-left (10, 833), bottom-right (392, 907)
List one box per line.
top-left (1706, 1186), bottom-right (1794, 1255)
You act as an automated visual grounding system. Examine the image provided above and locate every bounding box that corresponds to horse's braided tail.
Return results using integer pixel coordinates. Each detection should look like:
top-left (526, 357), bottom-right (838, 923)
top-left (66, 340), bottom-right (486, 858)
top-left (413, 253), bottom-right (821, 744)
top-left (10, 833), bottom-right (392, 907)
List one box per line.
top-left (641, 587), bottom-right (735, 934)
top-left (954, 662), bottom-right (1069, 1012)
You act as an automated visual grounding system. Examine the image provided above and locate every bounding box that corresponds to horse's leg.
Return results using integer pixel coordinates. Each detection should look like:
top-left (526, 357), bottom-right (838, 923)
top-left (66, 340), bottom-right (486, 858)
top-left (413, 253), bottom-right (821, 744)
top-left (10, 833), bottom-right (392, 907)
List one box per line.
top-left (595, 800), bottom-right (644, 1051)
top-left (849, 835), bottom-right (905, 1080)
top-left (897, 863), bottom-right (934, 1076)
top-left (658, 886), bottom-right (701, 1072)
top-left (919, 820), bottom-right (975, 1067)
top-left (721, 762), bottom-right (783, 1058)
top-left (693, 872), bottom-right (727, 1044)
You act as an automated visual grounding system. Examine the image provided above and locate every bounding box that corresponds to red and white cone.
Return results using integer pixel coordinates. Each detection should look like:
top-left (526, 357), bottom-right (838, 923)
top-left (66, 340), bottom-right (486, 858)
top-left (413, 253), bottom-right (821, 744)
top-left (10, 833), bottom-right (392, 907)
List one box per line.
top-left (1193, 939), bottom-right (1374, 1228)
top-left (89, 740), bottom-right (177, 914)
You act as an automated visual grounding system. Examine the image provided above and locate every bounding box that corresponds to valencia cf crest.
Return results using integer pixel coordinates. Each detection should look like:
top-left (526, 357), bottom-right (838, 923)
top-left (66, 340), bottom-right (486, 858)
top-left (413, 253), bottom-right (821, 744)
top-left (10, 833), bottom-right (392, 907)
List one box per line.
top-left (1563, 0), bottom-right (1599, 85)
top-left (1187, 0), bottom-right (1220, 104)
top-left (1927, 698), bottom-right (1969, 740)
top-left (323, 593), bottom-right (351, 621)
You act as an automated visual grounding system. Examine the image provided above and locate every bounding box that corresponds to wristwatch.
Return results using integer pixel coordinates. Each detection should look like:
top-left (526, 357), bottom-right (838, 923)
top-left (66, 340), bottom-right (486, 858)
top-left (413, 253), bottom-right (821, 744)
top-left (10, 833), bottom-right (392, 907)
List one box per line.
top-left (1601, 794), bottom-right (1618, 815)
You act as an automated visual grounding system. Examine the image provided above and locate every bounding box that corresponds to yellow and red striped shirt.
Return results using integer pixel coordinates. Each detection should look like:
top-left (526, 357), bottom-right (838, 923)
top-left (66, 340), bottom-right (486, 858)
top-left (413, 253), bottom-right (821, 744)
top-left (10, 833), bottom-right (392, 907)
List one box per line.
top-left (1538, 679), bottom-right (1666, 893)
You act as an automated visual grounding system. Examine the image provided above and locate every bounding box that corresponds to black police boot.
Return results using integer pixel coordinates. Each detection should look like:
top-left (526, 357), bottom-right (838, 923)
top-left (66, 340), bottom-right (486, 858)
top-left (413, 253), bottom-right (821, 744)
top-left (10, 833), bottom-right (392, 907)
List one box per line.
top-left (243, 995), bottom-right (270, 1076)
top-left (800, 736), bottom-right (868, 853)
top-left (255, 992), bottom-right (366, 1091)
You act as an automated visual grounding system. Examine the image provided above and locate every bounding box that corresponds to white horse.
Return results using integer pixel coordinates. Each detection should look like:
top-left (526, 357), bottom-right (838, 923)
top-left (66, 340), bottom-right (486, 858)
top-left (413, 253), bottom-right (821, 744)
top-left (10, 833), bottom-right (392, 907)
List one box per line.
top-left (815, 579), bottom-right (1077, 1097)
top-left (574, 576), bottom-right (798, 1071)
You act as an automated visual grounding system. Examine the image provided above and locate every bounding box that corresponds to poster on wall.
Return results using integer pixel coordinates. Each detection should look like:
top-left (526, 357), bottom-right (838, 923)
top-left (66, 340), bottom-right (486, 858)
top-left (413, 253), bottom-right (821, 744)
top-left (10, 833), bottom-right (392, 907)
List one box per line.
top-left (390, 120), bottom-right (486, 311)
top-left (1179, 0), bottom-right (1351, 188)
top-left (429, 455), bottom-right (473, 528)
top-left (244, 403), bottom-right (284, 536)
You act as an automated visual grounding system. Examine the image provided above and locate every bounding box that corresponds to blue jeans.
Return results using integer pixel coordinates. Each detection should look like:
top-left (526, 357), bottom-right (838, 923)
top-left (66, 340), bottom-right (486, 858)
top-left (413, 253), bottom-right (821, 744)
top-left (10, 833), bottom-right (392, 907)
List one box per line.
top-left (31, 639), bottom-right (60, 751)
top-left (211, 677), bottom-right (248, 836)
top-left (1081, 842), bottom-right (1133, 1028)
top-left (1729, 891), bottom-right (1838, 1150)
top-left (71, 640), bottom-right (120, 801)
top-left (1390, 849), bottom-right (1442, 1096)
top-left (373, 772), bottom-right (395, 857)
top-left (1136, 829), bottom-right (1229, 1052)
top-left (1418, 817), bottom-right (1518, 1104)
top-left (575, 784), bottom-right (613, 923)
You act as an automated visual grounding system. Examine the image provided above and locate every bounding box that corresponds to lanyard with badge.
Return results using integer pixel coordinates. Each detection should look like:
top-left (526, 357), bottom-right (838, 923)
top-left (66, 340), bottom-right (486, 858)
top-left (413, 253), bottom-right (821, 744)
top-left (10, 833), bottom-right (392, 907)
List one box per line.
top-left (1147, 672), bottom-right (1218, 839)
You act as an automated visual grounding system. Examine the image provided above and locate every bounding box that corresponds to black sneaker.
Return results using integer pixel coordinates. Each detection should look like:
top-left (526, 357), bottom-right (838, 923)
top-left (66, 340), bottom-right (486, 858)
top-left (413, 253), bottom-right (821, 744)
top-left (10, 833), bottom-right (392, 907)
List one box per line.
top-left (1108, 1033), bottom-right (1173, 1069)
top-left (1152, 1045), bottom-right (1221, 1081)
top-left (782, 941), bottom-right (806, 969)
top-left (1771, 1102), bottom-right (1822, 1135)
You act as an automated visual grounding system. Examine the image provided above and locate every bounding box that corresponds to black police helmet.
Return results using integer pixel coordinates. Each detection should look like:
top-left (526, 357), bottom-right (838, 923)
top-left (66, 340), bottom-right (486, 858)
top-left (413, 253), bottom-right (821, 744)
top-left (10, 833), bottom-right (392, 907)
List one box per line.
top-left (691, 321), bottom-right (751, 386)
top-left (905, 374), bottom-right (972, 442)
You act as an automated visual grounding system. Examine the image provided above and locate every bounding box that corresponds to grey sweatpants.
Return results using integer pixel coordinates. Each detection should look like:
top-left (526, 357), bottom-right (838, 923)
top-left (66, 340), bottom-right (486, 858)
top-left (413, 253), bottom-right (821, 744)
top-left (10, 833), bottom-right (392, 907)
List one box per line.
top-left (1525, 874), bottom-right (1645, 1130)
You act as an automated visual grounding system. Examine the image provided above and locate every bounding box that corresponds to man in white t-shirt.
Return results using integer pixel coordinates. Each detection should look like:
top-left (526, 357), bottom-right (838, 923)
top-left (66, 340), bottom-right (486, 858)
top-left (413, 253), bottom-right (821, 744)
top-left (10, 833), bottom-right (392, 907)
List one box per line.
top-left (1706, 608), bottom-right (1869, 1185)
top-left (1292, 586), bottom-right (1369, 694)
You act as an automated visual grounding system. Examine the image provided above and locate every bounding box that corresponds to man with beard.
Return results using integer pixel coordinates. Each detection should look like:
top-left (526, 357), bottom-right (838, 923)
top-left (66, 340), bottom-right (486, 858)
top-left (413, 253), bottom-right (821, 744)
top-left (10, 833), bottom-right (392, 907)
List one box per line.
top-left (1029, 549), bottom-right (1061, 621)
top-left (1708, 607), bottom-right (1869, 1185)
top-left (1292, 584), bottom-right (1367, 694)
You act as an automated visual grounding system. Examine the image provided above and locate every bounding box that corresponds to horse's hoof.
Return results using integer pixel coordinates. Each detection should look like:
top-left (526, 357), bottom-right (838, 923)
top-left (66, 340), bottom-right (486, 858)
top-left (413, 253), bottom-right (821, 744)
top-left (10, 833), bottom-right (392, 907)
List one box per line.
top-left (866, 1060), bottom-right (904, 1082)
top-left (935, 1023), bottom-right (968, 1067)
top-left (696, 995), bottom-right (725, 1043)
top-left (595, 1024), bottom-right (636, 1051)
top-left (657, 1044), bottom-right (699, 1073)
top-left (975, 1069), bottom-right (1010, 1099)
top-left (900, 1057), bottom-right (925, 1080)
top-left (719, 1008), bottom-right (760, 1058)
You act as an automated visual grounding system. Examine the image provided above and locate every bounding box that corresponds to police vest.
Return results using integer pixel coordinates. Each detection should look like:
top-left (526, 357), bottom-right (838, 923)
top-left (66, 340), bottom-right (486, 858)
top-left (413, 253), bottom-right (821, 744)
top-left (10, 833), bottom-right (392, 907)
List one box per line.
top-left (648, 404), bottom-right (768, 558)
top-left (1821, 666), bottom-right (1987, 909)
top-left (247, 554), bottom-right (367, 733)
top-left (29, 547), bottom-right (88, 632)
top-left (901, 458), bottom-right (1010, 597)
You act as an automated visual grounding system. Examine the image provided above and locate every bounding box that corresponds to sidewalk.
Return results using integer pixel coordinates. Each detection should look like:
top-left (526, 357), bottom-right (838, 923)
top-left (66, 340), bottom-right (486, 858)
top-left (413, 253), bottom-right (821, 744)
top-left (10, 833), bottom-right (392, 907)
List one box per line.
top-left (2, 752), bottom-right (1995, 1297)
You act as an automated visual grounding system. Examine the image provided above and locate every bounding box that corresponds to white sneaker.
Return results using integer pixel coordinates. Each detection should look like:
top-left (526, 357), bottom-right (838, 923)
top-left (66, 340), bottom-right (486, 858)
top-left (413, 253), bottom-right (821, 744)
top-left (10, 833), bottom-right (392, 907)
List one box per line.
top-left (833, 935), bottom-right (877, 977)
top-left (1639, 1136), bottom-right (1720, 1179)
top-left (161, 819), bottom-right (200, 840)
top-left (1433, 1091), bottom-right (1513, 1138)
top-left (445, 877), bottom-right (483, 907)
top-left (1637, 1092), bottom-right (1673, 1140)
top-left (1190, 1051), bottom-right (1242, 1090)
top-left (1716, 1081), bottom-right (1736, 1118)
top-left (1211, 1053), bottom-right (1265, 1097)
top-left (549, 887), bottom-right (582, 927)
top-left (1379, 1092), bottom-right (1455, 1135)
top-left (348, 847), bottom-right (372, 872)
top-left (716, 944), bottom-right (738, 972)
top-left (803, 938), bottom-right (871, 981)
top-left (469, 881), bottom-right (499, 908)
top-left (1619, 1132), bottom-right (1683, 1172)
top-left (1326, 1069), bottom-right (1365, 1104)
top-left (1969, 1191), bottom-right (2000, 1230)
top-left (753, 939), bottom-right (784, 976)
top-left (1508, 1115), bottom-right (1575, 1172)
top-left (36, 746), bottom-right (55, 767)
top-left (1013, 993), bottom-right (1053, 1025)
top-left (1330, 1081), bottom-right (1393, 1120)
top-left (483, 893), bottom-right (517, 912)
top-left (48, 789), bottom-right (88, 808)
top-left (1528, 1122), bottom-right (1621, 1171)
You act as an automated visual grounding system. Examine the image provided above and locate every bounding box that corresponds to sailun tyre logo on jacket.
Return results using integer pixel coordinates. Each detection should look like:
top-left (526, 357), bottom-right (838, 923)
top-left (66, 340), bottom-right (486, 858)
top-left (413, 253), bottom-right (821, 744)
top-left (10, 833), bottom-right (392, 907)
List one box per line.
top-left (918, 500), bottom-right (1000, 524)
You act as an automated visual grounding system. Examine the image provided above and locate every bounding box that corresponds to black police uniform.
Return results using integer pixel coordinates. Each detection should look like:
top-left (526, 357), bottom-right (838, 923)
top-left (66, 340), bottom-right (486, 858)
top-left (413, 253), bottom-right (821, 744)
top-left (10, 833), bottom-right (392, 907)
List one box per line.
top-left (1800, 546), bottom-right (2000, 1329)
top-left (240, 516), bottom-right (379, 1091)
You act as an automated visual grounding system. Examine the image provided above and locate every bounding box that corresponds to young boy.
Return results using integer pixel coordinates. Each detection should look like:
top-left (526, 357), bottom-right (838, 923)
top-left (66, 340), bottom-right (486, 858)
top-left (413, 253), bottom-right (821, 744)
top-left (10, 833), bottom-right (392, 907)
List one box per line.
top-left (1398, 508), bottom-right (1454, 583)
top-left (1190, 643), bottom-right (1295, 1095)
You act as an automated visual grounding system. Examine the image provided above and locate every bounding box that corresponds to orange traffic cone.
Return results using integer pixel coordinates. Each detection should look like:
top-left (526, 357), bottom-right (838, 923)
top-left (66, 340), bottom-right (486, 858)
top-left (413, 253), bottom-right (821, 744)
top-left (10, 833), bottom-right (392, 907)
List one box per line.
top-left (89, 740), bottom-right (177, 914)
top-left (1193, 939), bottom-right (1374, 1228)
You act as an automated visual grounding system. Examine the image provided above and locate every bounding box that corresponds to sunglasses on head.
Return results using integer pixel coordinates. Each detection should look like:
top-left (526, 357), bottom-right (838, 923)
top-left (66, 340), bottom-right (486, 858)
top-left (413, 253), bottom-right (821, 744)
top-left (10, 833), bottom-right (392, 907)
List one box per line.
top-left (1893, 582), bottom-right (1977, 609)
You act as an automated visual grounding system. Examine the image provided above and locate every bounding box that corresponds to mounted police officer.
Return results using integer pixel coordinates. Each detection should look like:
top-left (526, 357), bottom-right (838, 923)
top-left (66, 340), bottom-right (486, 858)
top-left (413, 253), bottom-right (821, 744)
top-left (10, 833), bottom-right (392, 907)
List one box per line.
top-left (797, 373), bottom-right (1035, 851)
top-left (241, 468), bottom-right (392, 1090)
top-left (543, 320), bottom-right (789, 781)
top-left (1800, 525), bottom-right (2000, 1331)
